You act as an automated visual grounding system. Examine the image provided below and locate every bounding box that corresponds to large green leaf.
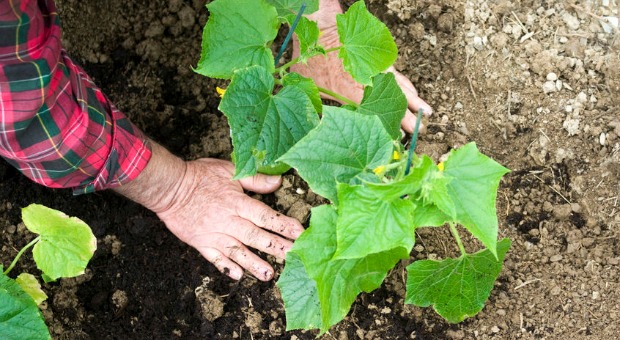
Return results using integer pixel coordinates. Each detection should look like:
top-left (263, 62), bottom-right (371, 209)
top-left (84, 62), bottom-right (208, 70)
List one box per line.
top-left (15, 274), bottom-right (47, 306)
top-left (282, 72), bottom-right (322, 113)
top-left (219, 65), bottom-right (319, 179)
top-left (0, 272), bottom-right (50, 340)
top-left (279, 106), bottom-right (393, 203)
top-left (195, 0), bottom-right (279, 79)
top-left (405, 238), bottom-right (511, 323)
top-left (443, 143), bottom-right (510, 256)
top-left (333, 183), bottom-right (415, 259)
top-left (276, 252), bottom-right (322, 330)
top-left (356, 73), bottom-right (408, 140)
top-left (337, 1), bottom-right (398, 85)
top-left (22, 204), bottom-right (96, 282)
top-left (266, 0), bottom-right (319, 17)
top-left (279, 205), bottom-right (406, 333)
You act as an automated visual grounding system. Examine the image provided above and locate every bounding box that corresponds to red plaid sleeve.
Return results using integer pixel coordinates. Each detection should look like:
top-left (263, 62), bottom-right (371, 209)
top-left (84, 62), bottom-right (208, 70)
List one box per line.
top-left (0, 0), bottom-right (152, 194)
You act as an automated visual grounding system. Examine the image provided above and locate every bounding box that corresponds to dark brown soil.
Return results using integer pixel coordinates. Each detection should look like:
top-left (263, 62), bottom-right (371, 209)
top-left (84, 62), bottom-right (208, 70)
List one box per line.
top-left (1, 0), bottom-right (619, 339)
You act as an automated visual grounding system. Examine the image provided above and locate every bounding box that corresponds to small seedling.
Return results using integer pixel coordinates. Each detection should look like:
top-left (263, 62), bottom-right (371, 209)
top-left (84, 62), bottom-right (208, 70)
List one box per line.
top-left (196, 0), bottom-right (511, 333)
top-left (0, 204), bottom-right (96, 340)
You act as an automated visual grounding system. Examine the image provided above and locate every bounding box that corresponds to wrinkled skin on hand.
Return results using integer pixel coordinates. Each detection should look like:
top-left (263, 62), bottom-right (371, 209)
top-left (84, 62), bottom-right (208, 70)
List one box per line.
top-left (292, 3), bottom-right (433, 133)
top-left (156, 159), bottom-right (304, 281)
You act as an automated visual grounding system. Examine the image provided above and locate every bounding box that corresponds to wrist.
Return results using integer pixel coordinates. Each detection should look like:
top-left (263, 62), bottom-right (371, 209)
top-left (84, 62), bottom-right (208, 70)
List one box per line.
top-left (112, 140), bottom-right (188, 214)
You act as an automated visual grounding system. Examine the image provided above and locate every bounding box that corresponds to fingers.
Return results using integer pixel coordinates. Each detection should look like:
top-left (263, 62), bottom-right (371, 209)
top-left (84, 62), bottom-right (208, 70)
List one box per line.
top-left (235, 195), bottom-right (305, 240)
top-left (238, 173), bottom-right (282, 194)
top-left (229, 216), bottom-right (294, 258)
top-left (197, 234), bottom-right (275, 281)
top-left (387, 67), bottom-right (433, 134)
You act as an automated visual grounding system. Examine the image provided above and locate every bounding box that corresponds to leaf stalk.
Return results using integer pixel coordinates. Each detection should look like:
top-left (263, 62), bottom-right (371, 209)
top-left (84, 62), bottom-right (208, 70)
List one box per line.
top-left (449, 223), bottom-right (467, 257)
top-left (3, 236), bottom-right (40, 275)
top-left (317, 86), bottom-right (358, 107)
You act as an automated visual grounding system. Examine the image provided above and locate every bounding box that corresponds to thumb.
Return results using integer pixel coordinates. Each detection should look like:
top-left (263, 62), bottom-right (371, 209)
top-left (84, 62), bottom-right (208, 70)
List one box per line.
top-left (239, 173), bottom-right (282, 194)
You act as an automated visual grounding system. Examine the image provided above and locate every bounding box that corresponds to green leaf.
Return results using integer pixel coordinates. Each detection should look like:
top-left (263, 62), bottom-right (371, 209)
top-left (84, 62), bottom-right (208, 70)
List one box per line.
top-left (195, 0), bottom-right (279, 79)
top-left (0, 272), bottom-right (50, 340)
top-left (333, 183), bottom-right (415, 259)
top-left (15, 274), bottom-right (47, 306)
top-left (282, 72), bottom-right (322, 113)
top-left (276, 252), bottom-right (322, 330)
top-left (22, 204), bottom-right (96, 281)
top-left (265, 0), bottom-right (319, 17)
top-left (405, 238), bottom-right (511, 323)
top-left (289, 16), bottom-right (325, 62)
top-left (443, 143), bottom-right (510, 256)
top-left (337, 1), bottom-right (398, 85)
top-left (356, 73), bottom-right (408, 140)
top-left (279, 205), bottom-right (406, 333)
top-left (278, 106), bottom-right (393, 203)
top-left (219, 65), bottom-right (319, 179)
top-left (412, 203), bottom-right (452, 228)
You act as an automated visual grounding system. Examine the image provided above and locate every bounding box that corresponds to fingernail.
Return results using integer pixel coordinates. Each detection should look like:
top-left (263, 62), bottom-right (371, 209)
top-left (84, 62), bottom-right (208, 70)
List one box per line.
top-left (231, 270), bottom-right (242, 280)
top-left (266, 176), bottom-right (281, 184)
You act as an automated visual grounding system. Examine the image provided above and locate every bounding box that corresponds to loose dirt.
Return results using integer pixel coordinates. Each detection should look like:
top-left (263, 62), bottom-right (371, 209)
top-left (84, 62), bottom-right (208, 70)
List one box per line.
top-left (1, 0), bottom-right (618, 338)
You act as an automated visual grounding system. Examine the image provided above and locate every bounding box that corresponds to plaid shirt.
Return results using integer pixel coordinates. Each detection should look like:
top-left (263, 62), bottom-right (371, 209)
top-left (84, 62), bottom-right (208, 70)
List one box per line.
top-left (0, 0), bottom-right (151, 194)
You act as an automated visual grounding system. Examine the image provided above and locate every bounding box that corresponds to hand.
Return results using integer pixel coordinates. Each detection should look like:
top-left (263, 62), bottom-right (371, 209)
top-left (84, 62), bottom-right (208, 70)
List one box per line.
top-left (114, 142), bottom-right (304, 281)
top-left (291, 0), bottom-right (432, 133)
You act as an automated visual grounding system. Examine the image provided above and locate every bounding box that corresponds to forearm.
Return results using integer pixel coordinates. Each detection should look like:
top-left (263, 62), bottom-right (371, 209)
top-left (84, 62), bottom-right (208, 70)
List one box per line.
top-left (112, 140), bottom-right (187, 214)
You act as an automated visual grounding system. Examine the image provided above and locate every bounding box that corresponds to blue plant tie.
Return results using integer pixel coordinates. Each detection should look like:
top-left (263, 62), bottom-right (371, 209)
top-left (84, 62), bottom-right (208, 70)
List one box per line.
top-left (274, 3), bottom-right (307, 66)
top-left (404, 109), bottom-right (425, 176)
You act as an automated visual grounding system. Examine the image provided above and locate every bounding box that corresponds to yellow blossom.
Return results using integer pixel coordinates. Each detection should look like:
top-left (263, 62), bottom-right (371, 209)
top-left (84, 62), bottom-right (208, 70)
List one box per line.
top-left (392, 151), bottom-right (400, 161)
top-left (437, 162), bottom-right (445, 172)
top-left (373, 165), bottom-right (386, 175)
top-left (216, 86), bottom-right (227, 98)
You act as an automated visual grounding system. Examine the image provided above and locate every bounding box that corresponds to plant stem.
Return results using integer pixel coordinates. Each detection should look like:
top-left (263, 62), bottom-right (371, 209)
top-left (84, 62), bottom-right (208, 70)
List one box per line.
top-left (317, 87), bottom-right (358, 107)
top-left (3, 236), bottom-right (40, 276)
top-left (324, 46), bottom-right (342, 54)
top-left (276, 57), bottom-right (301, 74)
top-left (449, 223), bottom-right (467, 257)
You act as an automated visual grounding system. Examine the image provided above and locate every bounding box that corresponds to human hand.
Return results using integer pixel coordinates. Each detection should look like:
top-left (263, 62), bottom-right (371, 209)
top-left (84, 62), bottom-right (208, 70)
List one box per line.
top-left (114, 142), bottom-right (304, 281)
top-left (291, 0), bottom-right (432, 133)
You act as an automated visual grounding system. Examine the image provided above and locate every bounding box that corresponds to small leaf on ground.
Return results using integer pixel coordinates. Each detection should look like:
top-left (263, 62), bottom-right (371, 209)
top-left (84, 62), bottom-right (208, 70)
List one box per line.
top-left (22, 204), bottom-right (96, 281)
top-left (219, 65), bottom-right (319, 179)
top-left (0, 272), bottom-right (50, 340)
top-left (334, 183), bottom-right (415, 259)
top-left (356, 73), bottom-right (408, 140)
top-left (266, 0), bottom-right (319, 17)
top-left (278, 205), bottom-right (407, 333)
top-left (443, 143), bottom-right (510, 256)
top-left (337, 1), bottom-right (398, 85)
top-left (405, 238), bottom-right (511, 323)
top-left (15, 273), bottom-right (47, 306)
top-left (278, 106), bottom-right (393, 203)
top-left (195, 0), bottom-right (279, 79)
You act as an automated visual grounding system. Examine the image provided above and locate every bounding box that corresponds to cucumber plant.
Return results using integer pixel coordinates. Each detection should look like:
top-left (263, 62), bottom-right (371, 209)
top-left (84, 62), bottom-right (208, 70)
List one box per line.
top-left (196, 0), bottom-right (510, 333)
top-left (0, 204), bottom-right (96, 340)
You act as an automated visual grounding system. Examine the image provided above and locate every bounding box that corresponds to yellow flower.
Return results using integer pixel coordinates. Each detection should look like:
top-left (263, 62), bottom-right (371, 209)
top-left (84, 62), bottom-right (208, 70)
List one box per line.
top-left (392, 151), bottom-right (400, 161)
top-left (437, 162), bottom-right (445, 172)
top-left (373, 165), bottom-right (386, 175)
top-left (216, 86), bottom-right (227, 98)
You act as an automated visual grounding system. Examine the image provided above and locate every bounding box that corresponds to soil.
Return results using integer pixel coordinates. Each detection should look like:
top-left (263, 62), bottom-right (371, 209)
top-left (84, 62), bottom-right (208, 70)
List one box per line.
top-left (1, 0), bottom-right (619, 339)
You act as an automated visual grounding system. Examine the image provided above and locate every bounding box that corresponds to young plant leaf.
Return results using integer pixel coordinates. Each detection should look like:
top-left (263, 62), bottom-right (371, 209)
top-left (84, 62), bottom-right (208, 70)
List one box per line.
top-left (219, 65), bottom-right (319, 179)
top-left (278, 106), bottom-right (393, 203)
top-left (266, 0), bottom-right (319, 17)
top-left (443, 143), bottom-right (510, 256)
top-left (356, 73), bottom-right (408, 140)
top-left (276, 252), bottom-right (322, 330)
top-left (333, 183), bottom-right (415, 259)
top-left (282, 72), bottom-right (323, 113)
top-left (22, 204), bottom-right (96, 282)
top-left (336, 1), bottom-right (398, 85)
top-left (278, 205), bottom-right (407, 333)
top-left (0, 272), bottom-right (50, 340)
top-left (195, 0), bottom-right (279, 79)
top-left (15, 273), bottom-right (47, 306)
top-left (405, 238), bottom-right (511, 323)
top-left (289, 16), bottom-right (325, 62)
